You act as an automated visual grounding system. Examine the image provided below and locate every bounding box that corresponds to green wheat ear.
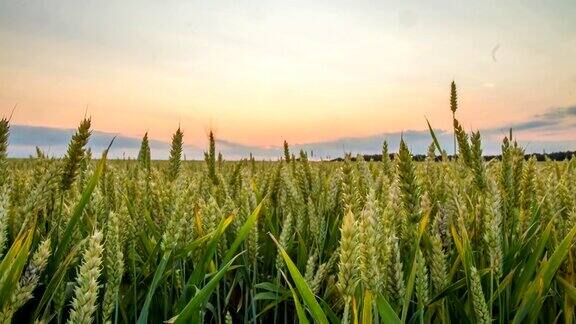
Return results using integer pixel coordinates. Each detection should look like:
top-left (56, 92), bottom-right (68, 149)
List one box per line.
top-left (167, 127), bottom-right (183, 182)
top-left (0, 117), bottom-right (9, 185)
top-left (337, 210), bottom-right (359, 299)
top-left (359, 189), bottom-right (382, 293)
top-left (102, 211), bottom-right (124, 323)
top-left (415, 248), bottom-right (429, 306)
top-left (283, 140), bottom-right (291, 163)
top-left (381, 140), bottom-right (393, 179)
top-left (453, 118), bottom-right (472, 166)
top-left (138, 132), bottom-right (151, 171)
top-left (427, 230), bottom-right (447, 293)
top-left (450, 80), bottom-right (458, 155)
top-left (205, 130), bottom-right (218, 185)
top-left (470, 266), bottom-right (491, 324)
top-left (68, 231), bottom-right (104, 324)
top-left (0, 187), bottom-right (8, 259)
top-left (398, 138), bottom-right (422, 223)
top-left (60, 118), bottom-right (91, 192)
top-left (450, 80), bottom-right (458, 114)
top-left (275, 211), bottom-right (294, 271)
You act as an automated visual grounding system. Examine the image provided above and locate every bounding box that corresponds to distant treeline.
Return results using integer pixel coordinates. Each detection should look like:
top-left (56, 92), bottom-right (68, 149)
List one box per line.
top-left (331, 151), bottom-right (576, 162)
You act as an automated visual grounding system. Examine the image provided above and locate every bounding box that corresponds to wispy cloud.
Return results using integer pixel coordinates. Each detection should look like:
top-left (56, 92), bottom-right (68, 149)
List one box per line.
top-left (535, 105), bottom-right (576, 120)
top-left (486, 105), bottom-right (576, 134)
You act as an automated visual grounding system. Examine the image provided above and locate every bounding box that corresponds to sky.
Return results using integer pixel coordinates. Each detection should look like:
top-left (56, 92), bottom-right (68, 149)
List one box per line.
top-left (1, 0), bottom-right (576, 158)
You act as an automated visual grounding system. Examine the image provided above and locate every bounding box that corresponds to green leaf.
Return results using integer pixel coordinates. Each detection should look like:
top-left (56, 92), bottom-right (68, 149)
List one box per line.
top-left (269, 233), bottom-right (329, 324)
top-left (280, 269), bottom-right (310, 324)
top-left (137, 250), bottom-right (172, 324)
top-left (253, 291), bottom-right (288, 301)
top-left (292, 288), bottom-right (310, 324)
top-left (488, 267), bottom-right (516, 304)
top-left (0, 225), bottom-right (34, 309)
top-left (169, 254), bottom-right (242, 323)
top-left (179, 215), bottom-right (233, 307)
top-left (429, 268), bottom-right (491, 305)
top-left (514, 218), bottom-right (553, 304)
top-left (255, 281), bottom-right (288, 294)
top-left (513, 221), bottom-right (576, 323)
top-left (362, 290), bottom-right (373, 324)
top-left (425, 117), bottom-right (444, 156)
top-left (173, 232), bottom-right (213, 259)
top-left (375, 294), bottom-right (401, 324)
top-left (557, 276), bottom-right (576, 304)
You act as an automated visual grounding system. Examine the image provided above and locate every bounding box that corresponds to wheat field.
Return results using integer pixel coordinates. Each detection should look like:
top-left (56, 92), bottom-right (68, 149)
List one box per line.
top-left (0, 89), bottom-right (575, 324)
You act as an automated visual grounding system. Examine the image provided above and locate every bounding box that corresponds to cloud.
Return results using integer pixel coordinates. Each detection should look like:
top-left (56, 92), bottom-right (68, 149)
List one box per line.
top-left (209, 125), bottom-right (575, 159)
top-left (536, 105), bottom-right (576, 119)
top-left (486, 105), bottom-right (576, 133)
top-left (6, 105), bottom-right (576, 160)
top-left (215, 139), bottom-right (282, 160)
top-left (7, 124), bottom-right (457, 159)
top-left (212, 130), bottom-right (456, 160)
top-left (8, 125), bottom-right (177, 159)
top-left (294, 130), bottom-right (453, 159)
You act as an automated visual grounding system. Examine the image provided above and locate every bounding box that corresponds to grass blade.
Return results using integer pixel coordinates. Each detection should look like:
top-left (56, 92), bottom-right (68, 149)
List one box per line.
top-left (269, 233), bottom-right (329, 324)
top-left (0, 225), bottom-right (34, 308)
top-left (375, 294), bottom-right (401, 324)
top-left (280, 269), bottom-right (310, 324)
top-left (137, 250), bottom-right (172, 324)
top-left (170, 254), bottom-right (242, 323)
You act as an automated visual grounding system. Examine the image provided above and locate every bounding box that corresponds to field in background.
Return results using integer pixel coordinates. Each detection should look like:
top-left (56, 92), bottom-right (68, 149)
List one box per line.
top-left (1, 84), bottom-right (575, 323)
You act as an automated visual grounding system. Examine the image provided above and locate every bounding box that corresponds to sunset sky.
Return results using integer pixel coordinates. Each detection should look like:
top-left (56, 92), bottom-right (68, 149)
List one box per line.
top-left (1, 0), bottom-right (575, 158)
